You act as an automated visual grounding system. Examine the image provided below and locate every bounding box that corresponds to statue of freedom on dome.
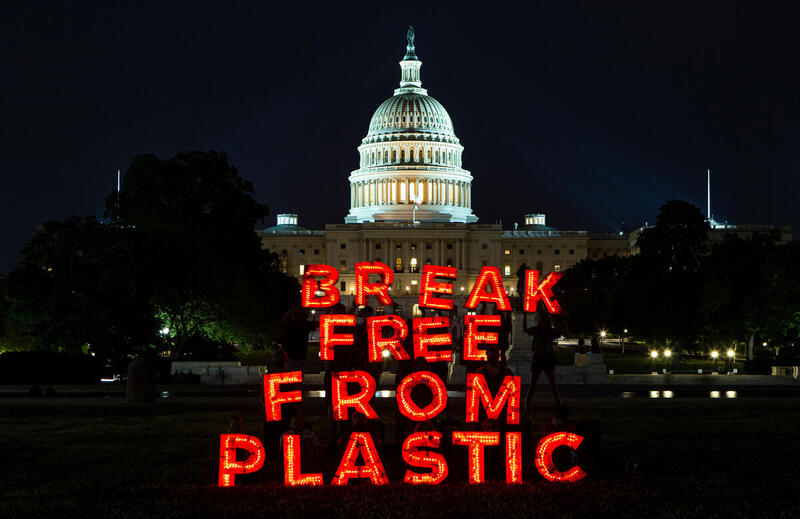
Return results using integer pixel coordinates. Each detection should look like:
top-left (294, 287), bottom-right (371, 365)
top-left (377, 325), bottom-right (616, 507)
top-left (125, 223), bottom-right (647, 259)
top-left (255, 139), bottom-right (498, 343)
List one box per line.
top-left (407, 26), bottom-right (415, 46)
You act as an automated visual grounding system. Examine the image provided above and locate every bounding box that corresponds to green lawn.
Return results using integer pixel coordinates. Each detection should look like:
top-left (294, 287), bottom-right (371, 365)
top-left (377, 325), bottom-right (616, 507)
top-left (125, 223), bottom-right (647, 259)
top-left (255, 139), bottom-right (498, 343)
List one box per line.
top-left (2, 396), bottom-right (799, 518)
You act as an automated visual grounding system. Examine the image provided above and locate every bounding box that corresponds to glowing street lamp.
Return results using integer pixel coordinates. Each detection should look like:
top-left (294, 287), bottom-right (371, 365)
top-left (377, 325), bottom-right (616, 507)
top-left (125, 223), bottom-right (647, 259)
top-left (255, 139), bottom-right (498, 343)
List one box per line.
top-left (663, 349), bottom-right (672, 373)
top-left (726, 348), bottom-right (735, 373)
top-left (599, 330), bottom-right (607, 339)
top-left (711, 350), bottom-right (719, 372)
top-left (650, 350), bottom-right (658, 373)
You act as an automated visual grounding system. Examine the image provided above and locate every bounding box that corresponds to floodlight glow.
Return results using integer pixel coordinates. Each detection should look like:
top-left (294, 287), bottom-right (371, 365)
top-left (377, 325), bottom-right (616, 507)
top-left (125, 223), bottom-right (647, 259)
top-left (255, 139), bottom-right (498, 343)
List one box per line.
top-left (650, 351), bottom-right (658, 358)
top-left (664, 349), bottom-right (671, 358)
top-left (726, 349), bottom-right (734, 358)
top-left (599, 330), bottom-right (607, 338)
top-left (382, 349), bottom-right (390, 358)
top-left (711, 350), bottom-right (719, 359)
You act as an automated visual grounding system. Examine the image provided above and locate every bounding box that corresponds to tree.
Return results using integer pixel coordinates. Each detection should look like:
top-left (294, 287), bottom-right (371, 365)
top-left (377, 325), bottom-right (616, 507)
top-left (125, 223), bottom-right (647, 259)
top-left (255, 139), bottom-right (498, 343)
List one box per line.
top-left (703, 232), bottom-right (800, 359)
top-left (559, 255), bottom-right (632, 337)
top-left (105, 151), bottom-right (296, 358)
top-left (2, 217), bottom-right (158, 368)
top-left (633, 201), bottom-right (709, 352)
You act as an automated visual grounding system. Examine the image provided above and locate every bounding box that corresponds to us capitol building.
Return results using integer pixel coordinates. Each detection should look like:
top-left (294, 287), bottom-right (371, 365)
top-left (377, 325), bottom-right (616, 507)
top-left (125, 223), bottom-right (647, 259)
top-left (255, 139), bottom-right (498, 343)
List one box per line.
top-left (258, 28), bottom-right (790, 313)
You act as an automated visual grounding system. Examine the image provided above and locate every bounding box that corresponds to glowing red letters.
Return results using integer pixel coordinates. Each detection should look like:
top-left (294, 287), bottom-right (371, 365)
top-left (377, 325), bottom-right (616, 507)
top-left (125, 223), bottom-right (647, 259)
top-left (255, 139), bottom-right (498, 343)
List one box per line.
top-left (465, 266), bottom-right (511, 311)
top-left (301, 264), bottom-right (340, 308)
top-left (534, 432), bottom-right (587, 482)
top-left (366, 315), bottom-right (410, 362)
top-left (218, 434), bottom-right (265, 487)
top-left (263, 371), bottom-right (303, 422)
top-left (524, 269), bottom-right (564, 314)
top-left (396, 371), bottom-right (448, 421)
top-left (452, 431), bottom-right (500, 484)
top-left (419, 265), bottom-right (457, 310)
top-left (283, 434), bottom-right (323, 486)
top-left (465, 373), bottom-right (521, 424)
top-left (331, 370), bottom-right (378, 420)
top-left (463, 314), bottom-right (500, 361)
top-left (355, 261), bottom-right (394, 307)
top-left (332, 432), bottom-right (389, 486)
top-left (319, 314), bottom-right (355, 361)
top-left (402, 431), bottom-right (448, 484)
top-left (413, 317), bottom-right (452, 362)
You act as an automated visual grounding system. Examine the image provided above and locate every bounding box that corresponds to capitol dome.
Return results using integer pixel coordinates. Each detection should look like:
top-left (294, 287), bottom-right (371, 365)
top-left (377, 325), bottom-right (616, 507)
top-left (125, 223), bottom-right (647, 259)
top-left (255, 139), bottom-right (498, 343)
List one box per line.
top-left (345, 28), bottom-right (477, 224)
top-left (366, 94), bottom-right (456, 141)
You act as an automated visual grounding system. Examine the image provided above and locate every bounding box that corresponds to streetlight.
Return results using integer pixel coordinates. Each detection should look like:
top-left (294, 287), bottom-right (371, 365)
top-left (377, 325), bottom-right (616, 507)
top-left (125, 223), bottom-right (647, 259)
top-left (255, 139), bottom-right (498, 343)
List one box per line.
top-left (663, 349), bottom-right (671, 373)
top-left (650, 350), bottom-right (658, 373)
top-left (622, 329), bottom-right (628, 354)
top-left (711, 350), bottom-right (719, 372)
top-left (726, 348), bottom-right (735, 372)
top-left (600, 330), bottom-right (607, 338)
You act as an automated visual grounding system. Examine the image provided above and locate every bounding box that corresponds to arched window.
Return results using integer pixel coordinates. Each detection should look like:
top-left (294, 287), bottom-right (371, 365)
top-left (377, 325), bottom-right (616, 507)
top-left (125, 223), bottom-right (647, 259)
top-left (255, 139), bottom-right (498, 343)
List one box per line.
top-left (395, 257), bottom-right (403, 273)
top-left (400, 149), bottom-right (405, 162)
top-left (410, 257), bottom-right (418, 273)
top-left (391, 149), bottom-right (396, 162)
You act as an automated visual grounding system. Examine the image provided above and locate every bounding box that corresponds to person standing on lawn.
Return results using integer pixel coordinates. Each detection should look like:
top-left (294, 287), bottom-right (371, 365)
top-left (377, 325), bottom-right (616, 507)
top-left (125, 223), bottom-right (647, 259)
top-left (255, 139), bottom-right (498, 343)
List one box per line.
top-left (522, 303), bottom-right (561, 415)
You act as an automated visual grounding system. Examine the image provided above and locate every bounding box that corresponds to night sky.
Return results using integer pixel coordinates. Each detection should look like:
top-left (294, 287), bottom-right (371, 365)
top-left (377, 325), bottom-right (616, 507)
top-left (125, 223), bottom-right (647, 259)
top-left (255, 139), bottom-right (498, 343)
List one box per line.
top-left (3, 1), bottom-right (799, 272)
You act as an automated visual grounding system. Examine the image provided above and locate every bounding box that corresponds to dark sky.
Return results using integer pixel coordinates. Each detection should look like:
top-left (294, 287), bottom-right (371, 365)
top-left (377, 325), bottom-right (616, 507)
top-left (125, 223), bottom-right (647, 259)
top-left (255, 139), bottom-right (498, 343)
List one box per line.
top-left (2, 0), bottom-right (799, 272)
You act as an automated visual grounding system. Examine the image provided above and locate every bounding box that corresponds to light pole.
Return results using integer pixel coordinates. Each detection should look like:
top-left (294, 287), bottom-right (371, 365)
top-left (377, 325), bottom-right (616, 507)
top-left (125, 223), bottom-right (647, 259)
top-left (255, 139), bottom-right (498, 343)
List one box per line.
top-left (412, 194), bottom-right (422, 225)
top-left (711, 350), bottom-right (719, 372)
top-left (726, 348), bottom-right (735, 372)
top-left (663, 349), bottom-right (671, 373)
top-left (622, 329), bottom-right (628, 354)
top-left (650, 350), bottom-right (658, 373)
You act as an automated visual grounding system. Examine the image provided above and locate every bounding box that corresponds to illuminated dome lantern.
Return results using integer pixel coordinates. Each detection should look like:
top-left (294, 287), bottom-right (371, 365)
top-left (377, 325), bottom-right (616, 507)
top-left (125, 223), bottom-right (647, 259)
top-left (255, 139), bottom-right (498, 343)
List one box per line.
top-left (345, 27), bottom-right (478, 224)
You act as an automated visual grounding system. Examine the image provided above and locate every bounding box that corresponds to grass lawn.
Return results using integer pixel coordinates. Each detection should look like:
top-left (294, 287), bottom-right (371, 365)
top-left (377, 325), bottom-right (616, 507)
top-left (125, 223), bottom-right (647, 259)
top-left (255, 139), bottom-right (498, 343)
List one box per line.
top-left (2, 395), bottom-right (800, 518)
